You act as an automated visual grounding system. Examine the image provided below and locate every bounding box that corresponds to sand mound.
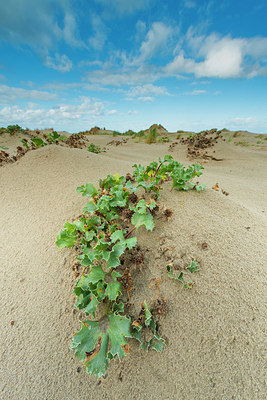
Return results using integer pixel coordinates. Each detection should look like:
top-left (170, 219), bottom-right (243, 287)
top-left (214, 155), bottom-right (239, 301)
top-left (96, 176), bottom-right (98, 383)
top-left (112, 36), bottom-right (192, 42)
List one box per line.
top-left (0, 136), bottom-right (266, 399)
top-left (145, 124), bottom-right (168, 135)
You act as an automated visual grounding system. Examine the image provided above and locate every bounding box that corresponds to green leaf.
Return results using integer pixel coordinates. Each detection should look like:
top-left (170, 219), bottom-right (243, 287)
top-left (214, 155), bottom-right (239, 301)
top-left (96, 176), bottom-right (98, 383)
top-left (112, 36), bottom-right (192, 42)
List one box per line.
top-left (73, 220), bottom-right (85, 232)
top-left (84, 333), bottom-right (109, 377)
top-left (131, 325), bottom-right (143, 349)
top-left (151, 337), bottom-right (165, 352)
top-left (107, 243), bottom-right (125, 269)
top-left (71, 314), bottom-right (131, 377)
top-left (110, 230), bottom-right (124, 243)
top-left (83, 200), bottom-right (97, 214)
top-left (56, 227), bottom-right (77, 248)
top-left (186, 261), bottom-right (200, 273)
top-left (110, 230), bottom-right (137, 250)
top-left (195, 184), bottom-right (206, 191)
top-left (88, 265), bottom-right (106, 284)
top-left (112, 301), bottom-right (125, 313)
top-left (84, 294), bottom-right (99, 317)
top-left (108, 314), bottom-right (131, 359)
top-left (96, 281), bottom-right (106, 300)
top-left (125, 237), bottom-right (137, 249)
top-left (31, 138), bottom-right (45, 147)
top-left (166, 265), bottom-right (175, 279)
top-left (71, 321), bottom-right (100, 361)
top-left (85, 230), bottom-right (95, 242)
top-left (105, 271), bottom-right (122, 301)
top-left (143, 301), bottom-right (152, 327)
top-left (131, 212), bottom-right (154, 231)
top-left (135, 199), bottom-right (147, 214)
top-left (77, 183), bottom-right (98, 197)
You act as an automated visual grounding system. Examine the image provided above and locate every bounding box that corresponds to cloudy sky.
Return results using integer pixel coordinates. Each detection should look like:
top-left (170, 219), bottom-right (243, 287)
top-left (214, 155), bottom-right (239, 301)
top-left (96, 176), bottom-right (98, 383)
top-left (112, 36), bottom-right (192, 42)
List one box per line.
top-left (0, 0), bottom-right (266, 132)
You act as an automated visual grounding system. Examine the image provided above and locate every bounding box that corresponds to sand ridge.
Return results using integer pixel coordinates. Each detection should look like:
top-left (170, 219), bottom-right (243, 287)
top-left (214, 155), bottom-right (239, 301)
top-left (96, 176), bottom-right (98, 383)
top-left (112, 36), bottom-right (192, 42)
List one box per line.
top-left (0, 132), bottom-right (266, 399)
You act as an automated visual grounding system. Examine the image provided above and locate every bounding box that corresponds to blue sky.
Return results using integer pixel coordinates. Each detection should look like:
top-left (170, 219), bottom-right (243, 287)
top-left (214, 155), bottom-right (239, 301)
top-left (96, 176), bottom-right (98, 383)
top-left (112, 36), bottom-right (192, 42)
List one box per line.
top-left (0, 0), bottom-right (266, 133)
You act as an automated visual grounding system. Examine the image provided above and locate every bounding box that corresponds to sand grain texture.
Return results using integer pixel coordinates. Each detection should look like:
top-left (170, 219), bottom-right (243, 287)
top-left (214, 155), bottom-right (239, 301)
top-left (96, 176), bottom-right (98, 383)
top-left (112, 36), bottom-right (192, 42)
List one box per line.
top-left (0, 135), bottom-right (266, 400)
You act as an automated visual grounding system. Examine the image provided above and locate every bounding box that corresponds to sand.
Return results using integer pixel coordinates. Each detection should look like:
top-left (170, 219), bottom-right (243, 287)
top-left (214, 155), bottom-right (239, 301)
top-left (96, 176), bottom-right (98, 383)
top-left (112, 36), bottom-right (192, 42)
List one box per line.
top-left (0, 130), bottom-right (266, 399)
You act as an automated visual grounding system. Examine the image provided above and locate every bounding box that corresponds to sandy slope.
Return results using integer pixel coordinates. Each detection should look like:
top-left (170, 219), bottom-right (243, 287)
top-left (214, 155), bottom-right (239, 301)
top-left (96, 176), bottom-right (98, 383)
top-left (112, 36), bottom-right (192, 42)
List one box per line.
top-left (0, 136), bottom-right (266, 400)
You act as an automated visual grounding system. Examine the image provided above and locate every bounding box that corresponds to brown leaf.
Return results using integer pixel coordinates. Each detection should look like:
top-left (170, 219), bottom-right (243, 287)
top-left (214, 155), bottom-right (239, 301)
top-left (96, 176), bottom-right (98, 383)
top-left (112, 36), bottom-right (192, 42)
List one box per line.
top-left (121, 343), bottom-right (129, 354)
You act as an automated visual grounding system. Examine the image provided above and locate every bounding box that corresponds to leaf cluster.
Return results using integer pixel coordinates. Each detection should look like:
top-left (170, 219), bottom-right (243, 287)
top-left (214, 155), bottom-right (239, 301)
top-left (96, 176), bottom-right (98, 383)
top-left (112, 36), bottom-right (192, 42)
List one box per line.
top-left (132, 154), bottom-right (205, 194)
top-left (1, 124), bottom-right (25, 135)
top-left (167, 261), bottom-right (199, 288)
top-left (88, 143), bottom-right (106, 154)
top-left (56, 156), bottom-right (204, 377)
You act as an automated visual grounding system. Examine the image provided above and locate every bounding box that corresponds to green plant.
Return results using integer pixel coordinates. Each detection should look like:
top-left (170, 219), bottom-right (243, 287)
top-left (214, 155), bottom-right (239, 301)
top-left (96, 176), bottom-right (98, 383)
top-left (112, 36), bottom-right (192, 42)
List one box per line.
top-left (132, 130), bottom-right (145, 139)
top-left (256, 140), bottom-right (261, 144)
top-left (112, 130), bottom-right (121, 136)
top-left (124, 130), bottom-right (135, 136)
top-left (6, 124), bottom-right (25, 135)
top-left (158, 136), bottom-right (170, 143)
top-left (31, 138), bottom-right (46, 147)
top-left (167, 261), bottom-right (199, 288)
top-left (0, 145), bottom-right (8, 150)
top-left (21, 139), bottom-right (29, 149)
top-left (233, 131), bottom-right (241, 137)
top-left (145, 127), bottom-right (158, 144)
top-left (87, 143), bottom-right (106, 154)
top-left (46, 131), bottom-right (60, 143)
top-left (228, 137), bottom-right (233, 143)
top-left (56, 155), bottom-right (205, 377)
top-left (235, 141), bottom-right (249, 147)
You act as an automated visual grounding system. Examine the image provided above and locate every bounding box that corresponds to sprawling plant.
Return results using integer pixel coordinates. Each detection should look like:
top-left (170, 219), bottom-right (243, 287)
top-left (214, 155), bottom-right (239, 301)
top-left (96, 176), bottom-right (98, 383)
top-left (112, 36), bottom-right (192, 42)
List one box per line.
top-left (87, 143), bottom-right (106, 153)
top-left (56, 155), bottom-right (205, 377)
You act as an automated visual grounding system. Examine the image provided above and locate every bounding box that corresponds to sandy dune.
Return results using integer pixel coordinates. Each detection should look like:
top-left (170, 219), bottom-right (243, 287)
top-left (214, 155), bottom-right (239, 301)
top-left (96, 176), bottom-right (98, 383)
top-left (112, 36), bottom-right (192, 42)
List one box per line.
top-left (0, 131), bottom-right (266, 399)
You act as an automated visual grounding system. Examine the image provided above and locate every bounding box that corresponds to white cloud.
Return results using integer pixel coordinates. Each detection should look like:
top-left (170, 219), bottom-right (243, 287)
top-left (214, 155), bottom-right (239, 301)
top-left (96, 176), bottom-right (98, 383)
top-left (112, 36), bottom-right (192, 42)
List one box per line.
top-left (126, 84), bottom-right (170, 97)
top-left (107, 109), bottom-right (117, 115)
top-left (88, 14), bottom-right (108, 50)
top-left (0, 85), bottom-right (58, 103)
top-left (138, 22), bottom-right (174, 62)
top-left (0, 0), bottom-right (84, 51)
top-left (165, 32), bottom-right (267, 78)
top-left (86, 65), bottom-right (158, 86)
top-left (198, 39), bottom-right (243, 78)
top-left (128, 110), bottom-right (139, 115)
top-left (137, 96), bottom-right (154, 102)
top-left (79, 60), bottom-right (103, 68)
top-left (45, 53), bottom-right (73, 72)
top-left (184, 89), bottom-right (206, 95)
top-left (41, 81), bottom-right (110, 92)
top-left (62, 12), bottom-right (85, 48)
top-left (228, 116), bottom-right (257, 126)
top-left (135, 20), bottom-right (146, 41)
top-left (0, 98), bottom-right (105, 128)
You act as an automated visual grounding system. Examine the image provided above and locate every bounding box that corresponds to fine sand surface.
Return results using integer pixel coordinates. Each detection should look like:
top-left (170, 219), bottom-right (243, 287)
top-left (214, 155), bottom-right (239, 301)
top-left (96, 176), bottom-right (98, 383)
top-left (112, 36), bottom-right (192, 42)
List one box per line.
top-left (0, 131), bottom-right (266, 399)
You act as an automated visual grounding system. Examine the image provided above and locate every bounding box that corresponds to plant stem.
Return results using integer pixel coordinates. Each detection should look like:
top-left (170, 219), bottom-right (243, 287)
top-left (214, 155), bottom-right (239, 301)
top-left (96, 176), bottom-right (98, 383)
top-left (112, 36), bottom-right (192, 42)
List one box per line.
top-left (125, 226), bottom-right (136, 238)
top-left (152, 161), bottom-right (165, 178)
top-left (105, 300), bottom-right (111, 316)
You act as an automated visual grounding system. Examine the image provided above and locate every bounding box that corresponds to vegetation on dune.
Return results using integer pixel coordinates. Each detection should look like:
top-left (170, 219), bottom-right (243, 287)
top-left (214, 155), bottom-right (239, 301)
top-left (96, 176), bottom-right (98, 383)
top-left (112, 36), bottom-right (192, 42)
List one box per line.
top-left (235, 141), bottom-right (250, 147)
top-left (0, 124), bottom-right (25, 135)
top-left (88, 143), bottom-right (106, 154)
top-left (145, 127), bottom-right (158, 144)
top-left (56, 155), bottom-right (205, 377)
